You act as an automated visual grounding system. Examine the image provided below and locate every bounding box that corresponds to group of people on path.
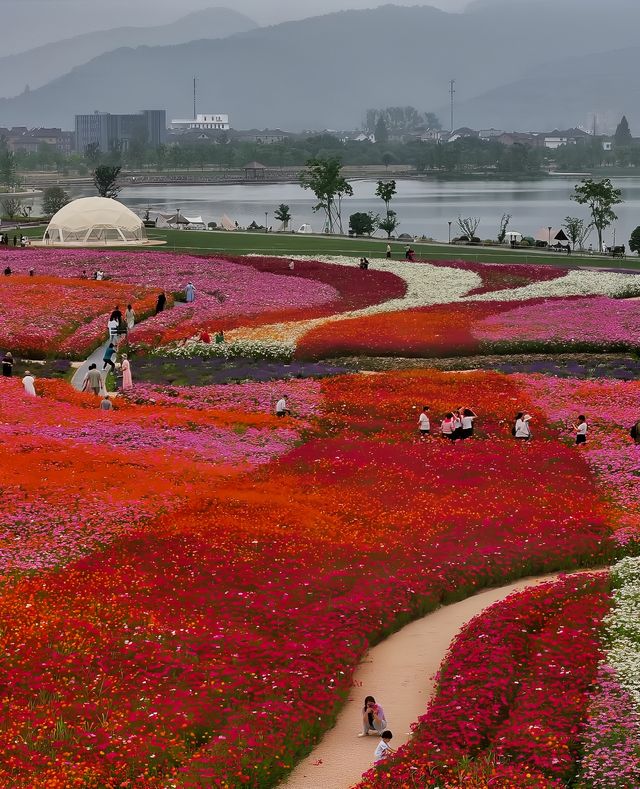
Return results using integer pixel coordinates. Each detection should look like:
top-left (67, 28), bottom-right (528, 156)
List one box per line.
top-left (417, 405), bottom-right (478, 440)
top-left (107, 304), bottom-right (135, 349)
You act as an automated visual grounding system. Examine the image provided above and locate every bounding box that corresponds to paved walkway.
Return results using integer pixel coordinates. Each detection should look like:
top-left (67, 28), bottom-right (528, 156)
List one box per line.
top-left (71, 339), bottom-right (114, 393)
top-left (279, 570), bottom-right (598, 789)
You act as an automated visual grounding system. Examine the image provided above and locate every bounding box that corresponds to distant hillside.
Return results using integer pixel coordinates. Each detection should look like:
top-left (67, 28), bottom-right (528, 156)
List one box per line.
top-left (2, 2), bottom-right (640, 131)
top-left (450, 45), bottom-right (640, 132)
top-left (0, 8), bottom-right (257, 99)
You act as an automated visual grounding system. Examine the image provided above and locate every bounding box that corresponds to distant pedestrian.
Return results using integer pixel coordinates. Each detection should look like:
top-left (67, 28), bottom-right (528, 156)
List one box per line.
top-left (215, 329), bottom-right (225, 344)
top-left (630, 419), bottom-right (640, 445)
top-left (107, 317), bottom-right (119, 343)
top-left (185, 282), bottom-right (196, 303)
top-left (418, 405), bottom-right (431, 437)
top-left (359, 257), bottom-right (369, 269)
top-left (460, 407), bottom-right (477, 439)
top-left (28, 268), bottom-right (34, 277)
top-left (374, 731), bottom-right (395, 763)
top-left (3, 266), bottom-right (11, 276)
top-left (155, 291), bottom-right (167, 314)
top-left (100, 395), bottom-right (113, 411)
top-left (452, 408), bottom-right (463, 440)
top-left (120, 354), bottom-right (132, 390)
top-left (386, 243), bottom-right (391, 259)
top-left (12, 236), bottom-right (16, 247)
top-left (441, 412), bottom-right (456, 440)
top-left (289, 259), bottom-right (295, 270)
top-left (22, 370), bottom-right (36, 397)
top-left (573, 414), bottom-right (588, 445)
top-left (110, 305), bottom-right (123, 323)
top-left (20, 236), bottom-right (27, 247)
top-left (82, 363), bottom-right (103, 396)
top-left (125, 304), bottom-right (135, 330)
top-left (44, 230), bottom-right (50, 244)
top-left (102, 343), bottom-right (116, 373)
top-left (359, 696), bottom-right (387, 737)
top-left (1, 351), bottom-right (13, 377)
top-left (404, 245), bottom-right (410, 259)
top-left (514, 412), bottom-right (532, 441)
top-left (275, 395), bottom-right (288, 417)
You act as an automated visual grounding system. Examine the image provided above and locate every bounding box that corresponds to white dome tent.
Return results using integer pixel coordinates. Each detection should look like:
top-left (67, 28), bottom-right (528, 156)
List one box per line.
top-left (44, 197), bottom-right (150, 245)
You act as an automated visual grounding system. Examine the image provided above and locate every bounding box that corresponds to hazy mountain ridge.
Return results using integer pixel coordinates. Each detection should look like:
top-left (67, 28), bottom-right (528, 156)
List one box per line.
top-left (0, 8), bottom-right (258, 100)
top-left (1, 2), bottom-right (640, 131)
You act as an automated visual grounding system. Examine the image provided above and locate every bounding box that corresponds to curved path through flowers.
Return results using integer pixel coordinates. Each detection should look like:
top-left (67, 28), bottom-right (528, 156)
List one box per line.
top-left (280, 570), bottom-right (593, 789)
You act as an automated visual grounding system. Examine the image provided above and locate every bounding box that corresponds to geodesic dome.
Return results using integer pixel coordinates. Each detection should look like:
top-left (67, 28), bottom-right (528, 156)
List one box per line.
top-left (45, 197), bottom-right (147, 244)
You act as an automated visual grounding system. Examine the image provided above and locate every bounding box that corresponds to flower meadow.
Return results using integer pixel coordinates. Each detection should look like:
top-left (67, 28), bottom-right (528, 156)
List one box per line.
top-left (4, 246), bottom-right (640, 787)
top-left (358, 573), bottom-right (611, 789)
top-left (0, 367), bottom-right (634, 787)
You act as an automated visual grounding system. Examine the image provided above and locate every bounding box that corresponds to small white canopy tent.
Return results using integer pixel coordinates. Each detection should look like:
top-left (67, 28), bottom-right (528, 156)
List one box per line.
top-left (505, 231), bottom-right (523, 241)
top-left (184, 215), bottom-right (205, 229)
top-left (45, 197), bottom-right (147, 244)
top-left (221, 214), bottom-right (237, 231)
top-left (534, 227), bottom-right (569, 246)
top-left (297, 223), bottom-right (313, 234)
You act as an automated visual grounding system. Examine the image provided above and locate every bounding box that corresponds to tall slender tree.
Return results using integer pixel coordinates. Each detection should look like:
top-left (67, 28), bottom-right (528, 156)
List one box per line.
top-left (299, 157), bottom-right (352, 234)
top-left (571, 178), bottom-right (622, 252)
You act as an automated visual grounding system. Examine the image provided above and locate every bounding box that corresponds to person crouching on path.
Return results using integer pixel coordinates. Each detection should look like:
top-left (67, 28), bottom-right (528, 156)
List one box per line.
top-left (418, 405), bottom-right (431, 438)
top-left (359, 696), bottom-right (387, 737)
top-left (275, 395), bottom-right (288, 417)
top-left (374, 731), bottom-right (395, 763)
top-left (573, 414), bottom-right (588, 445)
top-left (100, 395), bottom-right (113, 411)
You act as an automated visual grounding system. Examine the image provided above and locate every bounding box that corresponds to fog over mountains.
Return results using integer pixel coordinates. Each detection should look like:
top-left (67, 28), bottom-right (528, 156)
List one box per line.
top-left (1, 0), bottom-right (639, 132)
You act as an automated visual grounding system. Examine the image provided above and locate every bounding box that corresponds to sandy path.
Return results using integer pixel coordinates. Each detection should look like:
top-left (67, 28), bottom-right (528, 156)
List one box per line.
top-left (280, 571), bottom-right (587, 789)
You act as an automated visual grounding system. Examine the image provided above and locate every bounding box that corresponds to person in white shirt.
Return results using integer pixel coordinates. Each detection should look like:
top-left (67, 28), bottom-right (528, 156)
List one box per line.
top-left (22, 370), bottom-right (36, 397)
top-left (275, 395), bottom-right (288, 417)
top-left (514, 412), bottom-right (532, 440)
top-left (418, 405), bottom-right (431, 437)
top-left (573, 415), bottom-right (588, 445)
top-left (460, 407), bottom-right (477, 440)
top-left (373, 731), bottom-right (395, 763)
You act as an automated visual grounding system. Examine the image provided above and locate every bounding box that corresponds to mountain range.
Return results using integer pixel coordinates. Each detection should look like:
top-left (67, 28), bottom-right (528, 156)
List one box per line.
top-left (1, 1), bottom-right (640, 133)
top-left (0, 8), bottom-right (257, 99)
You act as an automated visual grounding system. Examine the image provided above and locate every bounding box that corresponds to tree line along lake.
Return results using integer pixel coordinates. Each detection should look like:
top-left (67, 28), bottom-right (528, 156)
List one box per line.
top-left (72, 176), bottom-right (640, 246)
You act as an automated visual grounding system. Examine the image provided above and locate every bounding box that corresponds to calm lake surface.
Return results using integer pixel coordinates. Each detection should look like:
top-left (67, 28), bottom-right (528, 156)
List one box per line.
top-left (86, 177), bottom-right (640, 246)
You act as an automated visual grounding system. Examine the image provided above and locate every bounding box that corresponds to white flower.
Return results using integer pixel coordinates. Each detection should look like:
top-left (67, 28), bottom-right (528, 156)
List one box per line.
top-left (466, 270), bottom-right (640, 302)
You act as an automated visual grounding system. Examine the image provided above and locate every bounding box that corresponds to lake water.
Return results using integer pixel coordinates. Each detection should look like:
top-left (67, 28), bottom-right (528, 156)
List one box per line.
top-left (78, 177), bottom-right (640, 246)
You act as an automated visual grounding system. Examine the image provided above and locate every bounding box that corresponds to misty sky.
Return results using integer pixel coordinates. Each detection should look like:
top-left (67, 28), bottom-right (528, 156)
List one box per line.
top-left (1, 0), bottom-right (469, 54)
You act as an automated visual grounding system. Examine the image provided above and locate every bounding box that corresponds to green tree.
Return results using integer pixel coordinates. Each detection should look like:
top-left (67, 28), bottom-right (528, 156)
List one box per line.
top-left (629, 226), bottom-right (640, 255)
top-left (497, 213), bottom-right (511, 243)
top-left (349, 211), bottom-right (377, 236)
top-left (0, 138), bottom-right (18, 187)
top-left (562, 216), bottom-right (592, 251)
top-left (274, 203), bottom-right (292, 231)
top-left (93, 165), bottom-right (122, 198)
top-left (299, 156), bottom-right (353, 234)
top-left (375, 180), bottom-right (397, 214)
top-left (1, 197), bottom-right (22, 219)
top-left (378, 209), bottom-right (400, 239)
top-left (42, 186), bottom-right (70, 215)
top-left (614, 115), bottom-right (632, 148)
top-left (84, 142), bottom-right (101, 166)
top-left (374, 116), bottom-right (389, 145)
top-left (571, 178), bottom-right (622, 252)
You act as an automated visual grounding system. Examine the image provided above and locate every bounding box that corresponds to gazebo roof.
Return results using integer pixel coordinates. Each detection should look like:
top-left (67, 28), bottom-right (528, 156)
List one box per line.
top-left (243, 161), bottom-right (266, 169)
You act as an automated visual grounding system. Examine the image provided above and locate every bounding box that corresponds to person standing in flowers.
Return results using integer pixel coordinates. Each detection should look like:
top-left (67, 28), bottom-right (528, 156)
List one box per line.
top-left (82, 363), bottom-right (103, 396)
top-left (1, 351), bottom-right (13, 377)
top-left (460, 407), bottom-right (477, 439)
top-left (275, 395), bottom-right (289, 417)
top-left (155, 290), bottom-right (167, 315)
top-left (418, 405), bottom-right (431, 438)
top-left (630, 419), bottom-right (640, 445)
top-left (120, 354), bottom-right (133, 390)
top-left (440, 412), bottom-right (456, 440)
top-left (514, 412), bottom-right (532, 441)
top-left (100, 394), bottom-right (113, 411)
top-left (22, 370), bottom-right (36, 397)
top-left (359, 696), bottom-right (387, 737)
top-left (185, 282), bottom-right (196, 303)
top-left (125, 304), bottom-right (135, 331)
top-left (573, 415), bottom-right (588, 445)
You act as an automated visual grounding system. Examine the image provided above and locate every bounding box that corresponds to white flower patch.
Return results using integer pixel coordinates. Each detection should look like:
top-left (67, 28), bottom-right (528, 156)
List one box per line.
top-left (465, 270), bottom-right (640, 302)
top-left (161, 338), bottom-right (294, 361)
top-left (604, 557), bottom-right (640, 710)
top-left (231, 255), bottom-right (480, 346)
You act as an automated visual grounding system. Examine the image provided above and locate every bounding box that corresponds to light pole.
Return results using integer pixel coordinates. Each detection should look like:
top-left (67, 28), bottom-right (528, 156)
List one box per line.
top-left (448, 221), bottom-right (452, 244)
top-left (265, 212), bottom-right (268, 233)
top-left (547, 225), bottom-right (552, 249)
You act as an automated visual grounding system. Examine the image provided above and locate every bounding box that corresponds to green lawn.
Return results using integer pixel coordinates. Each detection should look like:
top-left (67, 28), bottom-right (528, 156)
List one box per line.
top-left (20, 224), bottom-right (640, 271)
top-left (147, 228), bottom-right (640, 270)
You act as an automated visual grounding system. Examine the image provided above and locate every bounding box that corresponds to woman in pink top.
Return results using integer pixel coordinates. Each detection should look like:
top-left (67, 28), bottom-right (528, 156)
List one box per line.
top-left (440, 412), bottom-right (456, 440)
top-left (359, 695), bottom-right (387, 736)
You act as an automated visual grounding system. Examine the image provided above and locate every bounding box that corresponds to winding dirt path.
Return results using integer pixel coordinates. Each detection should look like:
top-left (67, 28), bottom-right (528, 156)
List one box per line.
top-left (279, 571), bottom-right (590, 789)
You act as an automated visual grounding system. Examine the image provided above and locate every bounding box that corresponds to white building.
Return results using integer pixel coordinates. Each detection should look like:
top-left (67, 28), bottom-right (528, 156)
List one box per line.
top-left (171, 114), bottom-right (230, 132)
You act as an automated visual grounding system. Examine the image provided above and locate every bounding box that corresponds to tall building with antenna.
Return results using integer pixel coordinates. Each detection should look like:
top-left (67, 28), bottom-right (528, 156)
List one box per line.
top-left (171, 77), bottom-right (230, 132)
